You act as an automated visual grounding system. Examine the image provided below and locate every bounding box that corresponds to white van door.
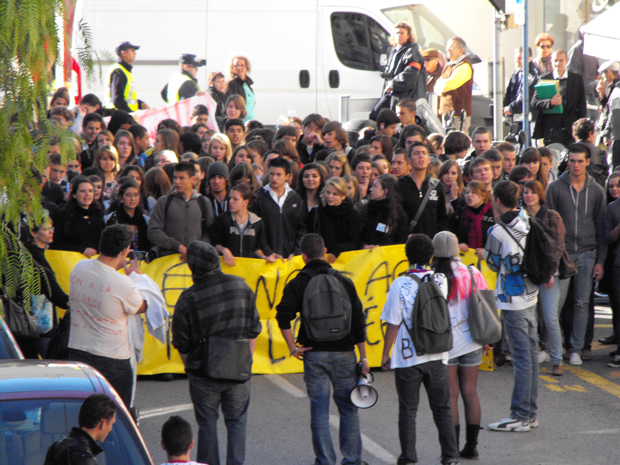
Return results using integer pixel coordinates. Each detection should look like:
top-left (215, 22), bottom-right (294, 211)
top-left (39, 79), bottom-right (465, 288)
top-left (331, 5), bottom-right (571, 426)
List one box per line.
top-left (319, 6), bottom-right (392, 121)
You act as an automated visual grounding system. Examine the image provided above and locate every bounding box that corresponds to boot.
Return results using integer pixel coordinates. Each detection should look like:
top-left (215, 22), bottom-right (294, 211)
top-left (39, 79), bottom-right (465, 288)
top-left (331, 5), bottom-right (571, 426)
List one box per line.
top-left (459, 424), bottom-right (480, 460)
top-left (454, 424), bottom-right (460, 450)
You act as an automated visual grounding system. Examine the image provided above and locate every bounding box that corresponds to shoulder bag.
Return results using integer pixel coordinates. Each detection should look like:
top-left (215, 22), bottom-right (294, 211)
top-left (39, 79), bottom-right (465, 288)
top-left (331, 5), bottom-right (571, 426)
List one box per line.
top-left (187, 292), bottom-right (252, 382)
top-left (466, 266), bottom-right (501, 345)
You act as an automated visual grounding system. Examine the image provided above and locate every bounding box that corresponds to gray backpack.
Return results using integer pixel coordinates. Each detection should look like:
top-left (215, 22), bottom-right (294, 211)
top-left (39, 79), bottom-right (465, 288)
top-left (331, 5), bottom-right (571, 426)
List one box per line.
top-left (301, 268), bottom-right (352, 342)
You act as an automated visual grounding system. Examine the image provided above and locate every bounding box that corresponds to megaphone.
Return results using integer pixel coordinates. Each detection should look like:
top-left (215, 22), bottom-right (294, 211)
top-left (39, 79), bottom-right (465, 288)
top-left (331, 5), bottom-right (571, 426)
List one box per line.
top-left (350, 372), bottom-right (378, 409)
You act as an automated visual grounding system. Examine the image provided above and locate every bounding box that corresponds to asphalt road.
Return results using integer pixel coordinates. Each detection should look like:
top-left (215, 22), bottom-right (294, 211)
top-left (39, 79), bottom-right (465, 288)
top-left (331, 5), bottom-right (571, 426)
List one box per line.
top-left (135, 307), bottom-right (620, 465)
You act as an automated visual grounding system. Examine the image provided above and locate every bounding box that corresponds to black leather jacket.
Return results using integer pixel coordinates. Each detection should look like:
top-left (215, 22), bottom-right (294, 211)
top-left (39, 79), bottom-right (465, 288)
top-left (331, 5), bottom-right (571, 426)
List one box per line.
top-left (44, 427), bottom-right (103, 465)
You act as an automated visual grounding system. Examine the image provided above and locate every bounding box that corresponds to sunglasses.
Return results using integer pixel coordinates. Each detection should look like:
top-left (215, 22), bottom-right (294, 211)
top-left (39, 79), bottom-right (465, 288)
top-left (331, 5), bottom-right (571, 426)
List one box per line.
top-left (538, 45), bottom-right (552, 49)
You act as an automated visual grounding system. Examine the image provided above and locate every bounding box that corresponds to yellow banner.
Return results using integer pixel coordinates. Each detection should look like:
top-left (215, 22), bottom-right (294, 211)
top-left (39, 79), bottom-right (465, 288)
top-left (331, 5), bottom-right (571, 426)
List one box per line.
top-left (46, 247), bottom-right (496, 375)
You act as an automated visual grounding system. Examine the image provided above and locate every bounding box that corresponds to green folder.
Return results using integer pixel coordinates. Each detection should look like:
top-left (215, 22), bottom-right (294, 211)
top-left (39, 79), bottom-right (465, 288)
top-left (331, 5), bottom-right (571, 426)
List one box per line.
top-left (535, 80), bottom-right (563, 114)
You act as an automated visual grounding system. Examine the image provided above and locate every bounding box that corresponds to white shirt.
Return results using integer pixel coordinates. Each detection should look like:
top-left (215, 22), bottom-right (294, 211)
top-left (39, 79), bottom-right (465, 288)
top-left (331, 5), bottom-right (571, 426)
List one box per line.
top-left (264, 183), bottom-right (292, 208)
top-left (68, 259), bottom-right (143, 359)
top-left (381, 269), bottom-right (449, 368)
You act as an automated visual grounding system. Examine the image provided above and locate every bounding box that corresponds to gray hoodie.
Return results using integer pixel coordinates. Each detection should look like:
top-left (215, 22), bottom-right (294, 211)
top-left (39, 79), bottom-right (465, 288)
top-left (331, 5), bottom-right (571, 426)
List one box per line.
top-left (546, 171), bottom-right (607, 264)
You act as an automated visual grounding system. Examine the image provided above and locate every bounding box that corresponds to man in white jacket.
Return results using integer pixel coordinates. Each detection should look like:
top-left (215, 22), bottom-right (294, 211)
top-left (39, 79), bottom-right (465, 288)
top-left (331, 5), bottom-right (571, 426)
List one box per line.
top-left (484, 181), bottom-right (539, 432)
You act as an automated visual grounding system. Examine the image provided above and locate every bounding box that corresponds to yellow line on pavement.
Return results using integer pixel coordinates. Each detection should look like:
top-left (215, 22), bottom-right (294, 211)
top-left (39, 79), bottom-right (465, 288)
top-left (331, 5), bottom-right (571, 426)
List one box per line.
top-left (540, 375), bottom-right (560, 384)
top-left (594, 324), bottom-right (613, 328)
top-left (562, 365), bottom-right (620, 399)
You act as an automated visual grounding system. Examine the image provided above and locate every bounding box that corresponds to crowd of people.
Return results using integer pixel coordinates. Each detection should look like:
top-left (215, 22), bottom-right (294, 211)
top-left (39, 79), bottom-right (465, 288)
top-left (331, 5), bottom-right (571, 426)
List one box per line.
top-left (20, 22), bottom-right (620, 465)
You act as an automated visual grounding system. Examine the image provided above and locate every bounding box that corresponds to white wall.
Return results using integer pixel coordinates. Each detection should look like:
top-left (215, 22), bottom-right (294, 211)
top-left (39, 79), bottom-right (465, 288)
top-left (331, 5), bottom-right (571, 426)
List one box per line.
top-left (427, 0), bottom-right (545, 93)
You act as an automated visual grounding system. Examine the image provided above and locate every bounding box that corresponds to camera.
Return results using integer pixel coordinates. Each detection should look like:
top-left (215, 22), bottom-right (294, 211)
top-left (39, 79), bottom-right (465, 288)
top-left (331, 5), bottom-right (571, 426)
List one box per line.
top-left (128, 251), bottom-right (148, 261)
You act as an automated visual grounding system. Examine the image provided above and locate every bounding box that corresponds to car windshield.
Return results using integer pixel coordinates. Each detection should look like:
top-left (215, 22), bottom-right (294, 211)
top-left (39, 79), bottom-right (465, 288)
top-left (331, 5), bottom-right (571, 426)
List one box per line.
top-left (381, 5), bottom-right (481, 64)
top-left (0, 398), bottom-right (151, 465)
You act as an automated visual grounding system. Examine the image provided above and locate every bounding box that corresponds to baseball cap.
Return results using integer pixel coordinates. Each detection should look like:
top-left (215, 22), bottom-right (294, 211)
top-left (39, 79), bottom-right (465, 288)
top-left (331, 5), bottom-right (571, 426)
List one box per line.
top-left (116, 41), bottom-right (140, 56)
top-left (180, 54), bottom-right (206, 67)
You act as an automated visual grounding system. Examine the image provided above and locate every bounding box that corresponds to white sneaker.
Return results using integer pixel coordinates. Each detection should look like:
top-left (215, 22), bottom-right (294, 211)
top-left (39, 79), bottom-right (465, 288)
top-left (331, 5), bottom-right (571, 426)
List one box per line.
top-left (488, 416), bottom-right (530, 432)
top-left (569, 352), bottom-right (583, 366)
top-left (538, 351), bottom-right (550, 364)
top-left (529, 418), bottom-right (539, 428)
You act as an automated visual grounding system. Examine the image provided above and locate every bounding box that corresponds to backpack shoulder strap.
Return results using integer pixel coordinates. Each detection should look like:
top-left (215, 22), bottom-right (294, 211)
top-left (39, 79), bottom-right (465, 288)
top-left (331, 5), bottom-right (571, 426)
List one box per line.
top-left (498, 222), bottom-right (525, 252)
top-left (406, 273), bottom-right (422, 284)
top-left (183, 291), bottom-right (207, 345)
top-left (163, 194), bottom-right (174, 225)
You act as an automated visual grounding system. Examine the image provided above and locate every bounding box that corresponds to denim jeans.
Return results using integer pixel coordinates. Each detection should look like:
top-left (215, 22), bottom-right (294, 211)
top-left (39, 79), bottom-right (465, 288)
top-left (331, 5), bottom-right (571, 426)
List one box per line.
top-left (557, 250), bottom-right (596, 355)
top-left (303, 351), bottom-right (362, 465)
top-left (611, 266), bottom-right (620, 349)
top-left (502, 307), bottom-right (539, 422)
top-left (68, 349), bottom-right (133, 409)
top-left (188, 373), bottom-right (251, 465)
top-left (394, 360), bottom-right (459, 465)
top-left (538, 278), bottom-right (563, 364)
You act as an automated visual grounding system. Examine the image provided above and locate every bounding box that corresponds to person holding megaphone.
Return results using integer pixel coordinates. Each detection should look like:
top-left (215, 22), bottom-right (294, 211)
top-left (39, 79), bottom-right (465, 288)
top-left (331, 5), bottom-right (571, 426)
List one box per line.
top-left (276, 233), bottom-right (369, 465)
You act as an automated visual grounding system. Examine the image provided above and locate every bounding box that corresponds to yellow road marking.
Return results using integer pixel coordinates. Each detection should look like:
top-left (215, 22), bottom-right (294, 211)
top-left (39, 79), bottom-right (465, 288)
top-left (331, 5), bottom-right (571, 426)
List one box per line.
top-left (594, 324), bottom-right (613, 328)
top-left (544, 384), bottom-right (565, 392)
top-left (564, 384), bottom-right (587, 392)
top-left (540, 375), bottom-right (560, 383)
top-left (562, 365), bottom-right (620, 399)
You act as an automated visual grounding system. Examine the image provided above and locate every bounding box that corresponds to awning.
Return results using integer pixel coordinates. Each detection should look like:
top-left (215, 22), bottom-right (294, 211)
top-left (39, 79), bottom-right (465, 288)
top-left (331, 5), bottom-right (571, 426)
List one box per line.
top-left (582, 3), bottom-right (620, 60)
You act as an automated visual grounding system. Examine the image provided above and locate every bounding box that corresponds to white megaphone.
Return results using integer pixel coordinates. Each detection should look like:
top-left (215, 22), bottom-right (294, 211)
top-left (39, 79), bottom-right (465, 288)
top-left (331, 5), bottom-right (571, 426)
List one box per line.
top-left (350, 372), bottom-right (378, 409)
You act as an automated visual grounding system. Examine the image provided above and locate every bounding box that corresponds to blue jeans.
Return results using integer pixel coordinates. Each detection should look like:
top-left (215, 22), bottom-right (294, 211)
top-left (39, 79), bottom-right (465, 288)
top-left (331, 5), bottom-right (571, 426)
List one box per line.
top-left (188, 373), bottom-right (251, 465)
top-left (303, 351), bottom-right (362, 465)
top-left (502, 307), bottom-right (539, 422)
top-left (557, 250), bottom-right (596, 354)
top-left (68, 349), bottom-right (133, 409)
top-left (394, 361), bottom-right (459, 465)
top-left (538, 278), bottom-right (563, 364)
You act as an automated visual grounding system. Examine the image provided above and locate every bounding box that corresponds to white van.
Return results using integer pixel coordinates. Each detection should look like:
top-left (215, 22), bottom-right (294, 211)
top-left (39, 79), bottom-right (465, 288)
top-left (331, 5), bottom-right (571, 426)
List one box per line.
top-left (70, 0), bottom-right (489, 125)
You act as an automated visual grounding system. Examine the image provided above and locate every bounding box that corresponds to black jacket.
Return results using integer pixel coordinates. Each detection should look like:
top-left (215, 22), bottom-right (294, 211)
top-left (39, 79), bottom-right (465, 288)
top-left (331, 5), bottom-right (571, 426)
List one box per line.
top-left (24, 242), bottom-right (69, 310)
top-left (503, 67), bottom-right (539, 115)
top-left (360, 198), bottom-right (408, 246)
top-left (209, 211), bottom-right (268, 258)
top-left (44, 427), bottom-right (103, 465)
top-left (51, 204), bottom-right (105, 254)
top-left (251, 187), bottom-right (306, 257)
top-left (276, 259), bottom-right (366, 351)
top-left (105, 205), bottom-right (151, 252)
top-left (311, 198), bottom-right (361, 257)
top-left (532, 71), bottom-right (586, 143)
top-left (296, 138), bottom-right (325, 165)
top-left (396, 175), bottom-right (448, 239)
top-left (208, 85), bottom-right (227, 119)
top-left (382, 41), bottom-right (426, 109)
top-left (227, 75), bottom-right (254, 105)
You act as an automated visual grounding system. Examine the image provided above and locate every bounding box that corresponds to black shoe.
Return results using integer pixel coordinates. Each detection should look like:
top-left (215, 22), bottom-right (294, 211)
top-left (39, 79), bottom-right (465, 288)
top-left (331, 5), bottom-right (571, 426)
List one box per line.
top-left (460, 444), bottom-right (479, 460)
top-left (611, 350), bottom-right (619, 357)
top-left (599, 335), bottom-right (617, 345)
top-left (494, 353), bottom-right (506, 367)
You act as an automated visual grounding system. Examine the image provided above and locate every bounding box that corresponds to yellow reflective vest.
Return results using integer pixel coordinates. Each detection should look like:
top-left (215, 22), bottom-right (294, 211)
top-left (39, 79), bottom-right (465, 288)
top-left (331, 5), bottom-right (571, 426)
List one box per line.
top-left (167, 72), bottom-right (198, 104)
top-left (107, 63), bottom-right (138, 111)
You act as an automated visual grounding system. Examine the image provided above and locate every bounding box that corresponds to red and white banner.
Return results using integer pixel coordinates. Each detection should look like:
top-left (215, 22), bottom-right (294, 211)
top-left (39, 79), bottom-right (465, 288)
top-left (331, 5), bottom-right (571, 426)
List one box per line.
top-left (132, 94), bottom-right (219, 142)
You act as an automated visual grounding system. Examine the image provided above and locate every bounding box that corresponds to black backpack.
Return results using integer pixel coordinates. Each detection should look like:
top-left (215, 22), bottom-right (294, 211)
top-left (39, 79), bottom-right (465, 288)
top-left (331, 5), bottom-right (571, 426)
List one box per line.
top-left (405, 273), bottom-right (453, 356)
top-left (301, 268), bottom-right (352, 342)
top-left (500, 212), bottom-right (558, 285)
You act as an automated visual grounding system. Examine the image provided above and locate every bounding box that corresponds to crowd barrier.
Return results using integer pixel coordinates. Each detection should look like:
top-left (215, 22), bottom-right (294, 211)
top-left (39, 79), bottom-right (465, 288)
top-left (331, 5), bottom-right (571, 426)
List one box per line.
top-left (46, 246), bottom-right (496, 375)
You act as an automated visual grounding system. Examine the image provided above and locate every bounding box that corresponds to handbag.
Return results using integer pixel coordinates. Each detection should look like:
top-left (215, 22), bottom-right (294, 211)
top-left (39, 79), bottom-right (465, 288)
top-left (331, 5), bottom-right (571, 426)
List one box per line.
top-left (558, 250), bottom-right (578, 281)
top-left (2, 294), bottom-right (39, 342)
top-left (466, 266), bottom-right (501, 345)
top-left (46, 310), bottom-right (71, 360)
top-left (188, 292), bottom-right (252, 382)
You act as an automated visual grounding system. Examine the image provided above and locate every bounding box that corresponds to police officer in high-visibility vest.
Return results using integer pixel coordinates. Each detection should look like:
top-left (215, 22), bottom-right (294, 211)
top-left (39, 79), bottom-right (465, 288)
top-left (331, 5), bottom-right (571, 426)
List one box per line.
top-left (108, 41), bottom-right (150, 113)
top-left (161, 54), bottom-right (207, 104)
